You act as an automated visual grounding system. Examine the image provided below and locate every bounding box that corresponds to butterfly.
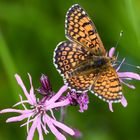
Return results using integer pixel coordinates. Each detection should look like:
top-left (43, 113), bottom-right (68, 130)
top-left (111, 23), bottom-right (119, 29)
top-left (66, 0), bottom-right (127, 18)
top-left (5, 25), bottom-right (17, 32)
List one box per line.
top-left (53, 4), bottom-right (122, 103)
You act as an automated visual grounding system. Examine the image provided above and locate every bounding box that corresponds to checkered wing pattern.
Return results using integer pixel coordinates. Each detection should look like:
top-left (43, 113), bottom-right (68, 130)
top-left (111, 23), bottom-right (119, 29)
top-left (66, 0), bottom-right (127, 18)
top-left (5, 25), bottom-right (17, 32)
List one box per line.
top-left (91, 66), bottom-right (122, 102)
top-left (65, 4), bottom-right (106, 56)
top-left (54, 41), bottom-right (89, 77)
top-left (66, 72), bottom-right (98, 92)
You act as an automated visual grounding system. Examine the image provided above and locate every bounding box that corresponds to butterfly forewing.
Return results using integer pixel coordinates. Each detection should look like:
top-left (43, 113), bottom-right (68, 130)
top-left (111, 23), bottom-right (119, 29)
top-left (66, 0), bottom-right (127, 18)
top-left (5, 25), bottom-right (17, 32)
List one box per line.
top-left (65, 4), bottom-right (106, 56)
top-left (54, 41), bottom-right (89, 78)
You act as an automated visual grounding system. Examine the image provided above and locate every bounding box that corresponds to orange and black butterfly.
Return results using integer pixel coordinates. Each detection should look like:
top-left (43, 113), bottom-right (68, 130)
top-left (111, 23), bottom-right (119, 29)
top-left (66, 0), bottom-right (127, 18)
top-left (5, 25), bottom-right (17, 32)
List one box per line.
top-left (53, 4), bottom-right (122, 103)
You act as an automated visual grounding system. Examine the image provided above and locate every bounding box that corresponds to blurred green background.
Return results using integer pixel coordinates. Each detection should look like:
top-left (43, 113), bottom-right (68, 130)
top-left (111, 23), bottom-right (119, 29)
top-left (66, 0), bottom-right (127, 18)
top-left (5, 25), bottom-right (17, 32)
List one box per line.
top-left (0, 0), bottom-right (140, 140)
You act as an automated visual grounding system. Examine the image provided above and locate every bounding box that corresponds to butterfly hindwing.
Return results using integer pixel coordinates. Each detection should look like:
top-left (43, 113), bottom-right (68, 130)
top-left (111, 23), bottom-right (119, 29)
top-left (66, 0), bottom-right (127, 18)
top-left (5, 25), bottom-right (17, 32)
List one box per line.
top-left (65, 4), bottom-right (106, 56)
top-left (90, 66), bottom-right (122, 102)
top-left (66, 72), bottom-right (98, 92)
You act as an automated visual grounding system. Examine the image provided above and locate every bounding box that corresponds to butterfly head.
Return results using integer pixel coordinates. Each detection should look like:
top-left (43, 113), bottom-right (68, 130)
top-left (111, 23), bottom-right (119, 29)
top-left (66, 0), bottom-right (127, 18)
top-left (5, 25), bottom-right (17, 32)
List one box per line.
top-left (109, 55), bottom-right (117, 65)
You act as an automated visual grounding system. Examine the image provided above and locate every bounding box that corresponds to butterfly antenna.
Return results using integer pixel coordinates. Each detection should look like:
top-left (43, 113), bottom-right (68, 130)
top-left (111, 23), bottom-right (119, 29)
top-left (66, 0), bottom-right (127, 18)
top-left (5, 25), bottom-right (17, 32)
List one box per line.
top-left (115, 30), bottom-right (123, 50)
top-left (116, 60), bottom-right (140, 70)
top-left (115, 31), bottom-right (140, 70)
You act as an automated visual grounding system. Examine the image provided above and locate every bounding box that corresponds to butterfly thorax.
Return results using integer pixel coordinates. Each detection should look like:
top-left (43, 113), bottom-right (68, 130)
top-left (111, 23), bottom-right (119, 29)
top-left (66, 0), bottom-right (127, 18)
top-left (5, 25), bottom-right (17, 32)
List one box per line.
top-left (69, 56), bottom-right (111, 77)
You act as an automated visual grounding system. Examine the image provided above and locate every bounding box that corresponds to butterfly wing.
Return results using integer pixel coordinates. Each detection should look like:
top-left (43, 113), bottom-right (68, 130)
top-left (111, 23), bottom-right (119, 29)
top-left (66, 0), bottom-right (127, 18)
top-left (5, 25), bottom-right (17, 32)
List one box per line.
top-left (66, 72), bottom-right (97, 92)
top-left (90, 66), bottom-right (122, 103)
top-left (65, 4), bottom-right (106, 56)
top-left (53, 41), bottom-right (98, 92)
top-left (54, 41), bottom-right (89, 78)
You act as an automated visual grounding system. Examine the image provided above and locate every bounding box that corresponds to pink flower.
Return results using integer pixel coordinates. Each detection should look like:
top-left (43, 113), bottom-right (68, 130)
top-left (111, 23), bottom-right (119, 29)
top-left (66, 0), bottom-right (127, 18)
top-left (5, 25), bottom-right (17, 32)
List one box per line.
top-left (0, 74), bottom-right (74, 140)
top-left (67, 91), bottom-right (89, 113)
top-left (108, 47), bottom-right (140, 112)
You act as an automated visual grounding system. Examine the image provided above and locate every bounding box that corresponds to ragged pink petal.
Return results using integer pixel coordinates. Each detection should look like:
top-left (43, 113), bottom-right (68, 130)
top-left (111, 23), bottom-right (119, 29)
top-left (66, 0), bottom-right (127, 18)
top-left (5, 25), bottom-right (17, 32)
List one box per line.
top-left (36, 118), bottom-right (44, 140)
top-left (15, 74), bottom-right (34, 105)
top-left (46, 85), bottom-right (68, 105)
top-left (50, 117), bottom-right (74, 136)
top-left (27, 118), bottom-right (38, 140)
top-left (121, 96), bottom-right (128, 107)
top-left (118, 72), bottom-right (140, 80)
top-left (43, 114), bottom-right (66, 140)
top-left (109, 47), bottom-right (115, 57)
top-left (0, 108), bottom-right (31, 114)
top-left (108, 102), bottom-right (113, 112)
top-left (47, 99), bottom-right (70, 110)
top-left (28, 73), bottom-right (36, 105)
top-left (6, 113), bottom-right (32, 123)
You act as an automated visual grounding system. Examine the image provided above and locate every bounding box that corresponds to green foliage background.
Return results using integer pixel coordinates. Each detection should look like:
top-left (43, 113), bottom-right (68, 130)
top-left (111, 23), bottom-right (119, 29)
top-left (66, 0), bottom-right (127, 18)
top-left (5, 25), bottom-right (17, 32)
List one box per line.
top-left (0, 0), bottom-right (140, 140)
